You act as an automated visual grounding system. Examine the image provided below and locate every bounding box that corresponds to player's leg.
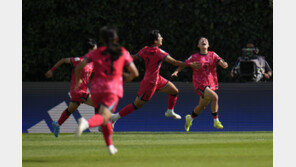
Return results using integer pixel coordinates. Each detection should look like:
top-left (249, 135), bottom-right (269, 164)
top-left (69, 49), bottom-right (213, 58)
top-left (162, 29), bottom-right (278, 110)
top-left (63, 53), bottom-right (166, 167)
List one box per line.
top-left (76, 93), bottom-right (111, 136)
top-left (83, 94), bottom-right (94, 107)
top-left (77, 93), bottom-right (119, 155)
top-left (100, 99), bottom-right (119, 155)
top-left (158, 81), bottom-right (181, 119)
top-left (203, 87), bottom-right (223, 129)
top-left (76, 104), bottom-right (117, 155)
top-left (100, 121), bottom-right (117, 155)
top-left (191, 97), bottom-right (211, 120)
top-left (52, 101), bottom-right (80, 137)
top-left (76, 105), bottom-right (110, 136)
top-left (111, 97), bottom-right (146, 122)
top-left (110, 81), bottom-right (154, 122)
top-left (83, 95), bottom-right (105, 132)
top-left (185, 97), bottom-right (210, 132)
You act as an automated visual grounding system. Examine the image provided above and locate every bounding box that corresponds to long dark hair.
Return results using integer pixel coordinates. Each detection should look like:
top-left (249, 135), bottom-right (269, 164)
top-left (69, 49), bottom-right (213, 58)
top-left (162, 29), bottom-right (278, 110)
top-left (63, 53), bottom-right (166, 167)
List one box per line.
top-left (100, 26), bottom-right (122, 62)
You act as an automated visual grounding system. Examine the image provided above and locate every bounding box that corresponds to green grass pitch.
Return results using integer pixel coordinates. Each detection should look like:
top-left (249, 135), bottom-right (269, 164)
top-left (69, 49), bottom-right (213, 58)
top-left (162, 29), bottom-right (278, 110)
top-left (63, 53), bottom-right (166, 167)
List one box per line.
top-left (22, 132), bottom-right (272, 167)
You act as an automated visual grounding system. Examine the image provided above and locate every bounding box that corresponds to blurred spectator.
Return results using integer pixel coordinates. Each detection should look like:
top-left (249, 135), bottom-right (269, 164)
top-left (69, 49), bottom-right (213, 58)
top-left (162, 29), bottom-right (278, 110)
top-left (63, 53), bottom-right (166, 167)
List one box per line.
top-left (230, 43), bottom-right (272, 82)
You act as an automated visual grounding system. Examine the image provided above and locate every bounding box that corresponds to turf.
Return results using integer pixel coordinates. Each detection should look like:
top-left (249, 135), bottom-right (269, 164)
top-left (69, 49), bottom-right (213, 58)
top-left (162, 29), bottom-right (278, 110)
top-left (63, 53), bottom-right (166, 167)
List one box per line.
top-left (22, 132), bottom-right (272, 167)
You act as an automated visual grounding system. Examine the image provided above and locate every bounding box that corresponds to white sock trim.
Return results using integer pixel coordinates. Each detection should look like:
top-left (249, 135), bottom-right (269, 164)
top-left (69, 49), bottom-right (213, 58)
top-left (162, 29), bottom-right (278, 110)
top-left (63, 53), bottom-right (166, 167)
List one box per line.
top-left (214, 118), bottom-right (219, 123)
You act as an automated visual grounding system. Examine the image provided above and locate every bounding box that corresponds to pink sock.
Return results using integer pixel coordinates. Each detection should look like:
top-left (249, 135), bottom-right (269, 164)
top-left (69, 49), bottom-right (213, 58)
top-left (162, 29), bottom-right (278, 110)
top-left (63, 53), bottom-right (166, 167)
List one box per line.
top-left (119, 103), bottom-right (137, 117)
top-left (57, 109), bottom-right (71, 125)
top-left (88, 114), bottom-right (105, 127)
top-left (168, 95), bottom-right (178, 110)
top-left (101, 122), bottom-right (113, 146)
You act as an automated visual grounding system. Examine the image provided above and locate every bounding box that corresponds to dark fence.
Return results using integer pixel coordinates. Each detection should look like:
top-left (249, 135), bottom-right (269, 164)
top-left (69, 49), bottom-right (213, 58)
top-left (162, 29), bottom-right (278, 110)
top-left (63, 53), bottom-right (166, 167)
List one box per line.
top-left (23, 0), bottom-right (273, 82)
top-left (22, 82), bottom-right (273, 133)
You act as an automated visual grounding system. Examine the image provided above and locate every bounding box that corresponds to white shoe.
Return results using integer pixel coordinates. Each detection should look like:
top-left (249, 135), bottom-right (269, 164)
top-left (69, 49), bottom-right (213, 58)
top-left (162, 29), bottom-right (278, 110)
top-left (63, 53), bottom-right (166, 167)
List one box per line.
top-left (110, 113), bottom-right (120, 122)
top-left (76, 117), bottom-right (89, 137)
top-left (165, 109), bottom-right (182, 120)
top-left (108, 145), bottom-right (118, 155)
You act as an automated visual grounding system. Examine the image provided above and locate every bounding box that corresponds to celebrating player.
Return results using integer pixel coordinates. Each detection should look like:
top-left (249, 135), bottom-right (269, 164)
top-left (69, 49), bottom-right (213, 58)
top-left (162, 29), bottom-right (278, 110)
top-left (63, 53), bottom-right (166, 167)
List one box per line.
top-left (74, 26), bottom-right (139, 155)
top-left (171, 37), bottom-right (228, 131)
top-left (45, 39), bottom-right (97, 137)
top-left (110, 30), bottom-right (200, 123)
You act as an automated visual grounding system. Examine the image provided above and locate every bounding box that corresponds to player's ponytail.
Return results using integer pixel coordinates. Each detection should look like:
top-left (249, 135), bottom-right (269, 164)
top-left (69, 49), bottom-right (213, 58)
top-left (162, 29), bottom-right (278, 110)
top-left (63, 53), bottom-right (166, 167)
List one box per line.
top-left (100, 26), bottom-right (122, 62)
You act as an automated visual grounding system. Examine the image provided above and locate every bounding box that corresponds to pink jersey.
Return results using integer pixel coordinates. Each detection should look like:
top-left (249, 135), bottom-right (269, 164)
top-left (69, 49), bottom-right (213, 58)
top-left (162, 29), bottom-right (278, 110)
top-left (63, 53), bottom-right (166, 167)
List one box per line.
top-left (70, 56), bottom-right (93, 95)
top-left (85, 46), bottom-right (133, 98)
top-left (137, 46), bottom-right (169, 84)
top-left (185, 51), bottom-right (221, 91)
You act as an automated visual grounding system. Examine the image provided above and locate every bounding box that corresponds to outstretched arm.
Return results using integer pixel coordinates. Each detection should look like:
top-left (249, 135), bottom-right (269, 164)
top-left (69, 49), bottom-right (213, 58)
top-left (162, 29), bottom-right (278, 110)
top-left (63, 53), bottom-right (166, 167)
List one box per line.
top-left (171, 62), bottom-right (201, 77)
top-left (74, 59), bottom-right (88, 90)
top-left (171, 66), bottom-right (185, 77)
top-left (45, 58), bottom-right (71, 78)
top-left (123, 62), bottom-right (139, 82)
top-left (164, 56), bottom-right (187, 68)
top-left (218, 59), bottom-right (228, 69)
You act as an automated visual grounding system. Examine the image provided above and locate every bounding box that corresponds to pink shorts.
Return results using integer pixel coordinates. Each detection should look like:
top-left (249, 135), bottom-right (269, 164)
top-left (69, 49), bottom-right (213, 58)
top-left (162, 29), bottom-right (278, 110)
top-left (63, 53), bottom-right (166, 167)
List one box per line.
top-left (137, 76), bottom-right (169, 101)
top-left (70, 91), bottom-right (89, 104)
top-left (91, 93), bottom-right (119, 113)
top-left (194, 85), bottom-right (210, 98)
top-left (194, 85), bottom-right (218, 98)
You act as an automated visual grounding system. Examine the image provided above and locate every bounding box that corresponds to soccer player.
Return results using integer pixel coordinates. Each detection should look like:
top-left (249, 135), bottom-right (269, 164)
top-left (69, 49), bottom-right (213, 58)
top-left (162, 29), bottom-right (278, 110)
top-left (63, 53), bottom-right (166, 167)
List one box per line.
top-left (171, 37), bottom-right (228, 132)
top-left (110, 30), bottom-right (200, 123)
top-left (74, 26), bottom-right (139, 155)
top-left (45, 39), bottom-right (97, 137)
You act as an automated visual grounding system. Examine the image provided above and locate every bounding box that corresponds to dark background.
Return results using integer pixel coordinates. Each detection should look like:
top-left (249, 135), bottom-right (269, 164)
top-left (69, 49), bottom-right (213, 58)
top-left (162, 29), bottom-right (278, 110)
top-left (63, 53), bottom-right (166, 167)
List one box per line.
top-left (22, 0), bottom-right (273, 82)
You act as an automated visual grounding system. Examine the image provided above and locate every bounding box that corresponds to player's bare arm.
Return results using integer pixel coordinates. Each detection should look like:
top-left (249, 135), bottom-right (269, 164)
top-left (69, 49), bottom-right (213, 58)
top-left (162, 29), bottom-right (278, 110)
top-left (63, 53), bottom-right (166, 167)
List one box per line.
top-left (74, 59), bottom-right (88, 90)
top-left (218, 59), bottom-right (228, 69)
top-left (171, 62), bottom-right (201, 77)
top-left (164, 56), bottom-right (187, 68)
top-left (123, 62), bottom-right (139, 82)
top-left (45, 58), bottom-right (71, 78)
top-left (171, 66), bottom-right (185, 77)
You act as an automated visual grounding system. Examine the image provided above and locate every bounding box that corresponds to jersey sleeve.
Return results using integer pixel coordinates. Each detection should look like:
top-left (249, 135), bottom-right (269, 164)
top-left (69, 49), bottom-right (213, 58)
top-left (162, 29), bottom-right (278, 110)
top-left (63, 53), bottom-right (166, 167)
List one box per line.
top-left (185, 55), bottom-right (195, 66)
top-left (136, 48), bottom-right (144, 59)
top-left (213, 52), bottom-right (222, 64)
top-left (124, 51), bottom-right (134, 67)
top-left (158, 49), bottom-right (169, 61)
top-left (70, 57), bottom-right (83, 67)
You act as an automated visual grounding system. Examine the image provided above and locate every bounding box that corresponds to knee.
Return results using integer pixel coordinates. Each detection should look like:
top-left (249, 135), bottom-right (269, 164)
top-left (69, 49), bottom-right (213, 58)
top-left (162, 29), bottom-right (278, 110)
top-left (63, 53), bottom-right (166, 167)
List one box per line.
top-left (171, 88), bottom-right (179, 96)
top-left (212, 94), bottom-right (218, 102)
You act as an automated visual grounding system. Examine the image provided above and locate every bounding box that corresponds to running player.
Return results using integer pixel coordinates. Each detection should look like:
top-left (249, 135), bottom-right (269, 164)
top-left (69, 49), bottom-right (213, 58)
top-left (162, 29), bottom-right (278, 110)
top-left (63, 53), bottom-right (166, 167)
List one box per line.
top-left (45, 39), bottom-right (97, 137)
top-left (110, 30), bottom-right (200, 123)
top-left (74, 26), bottom-right (138, 155)
top-left (171, 37), bottom-right (228, 131)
